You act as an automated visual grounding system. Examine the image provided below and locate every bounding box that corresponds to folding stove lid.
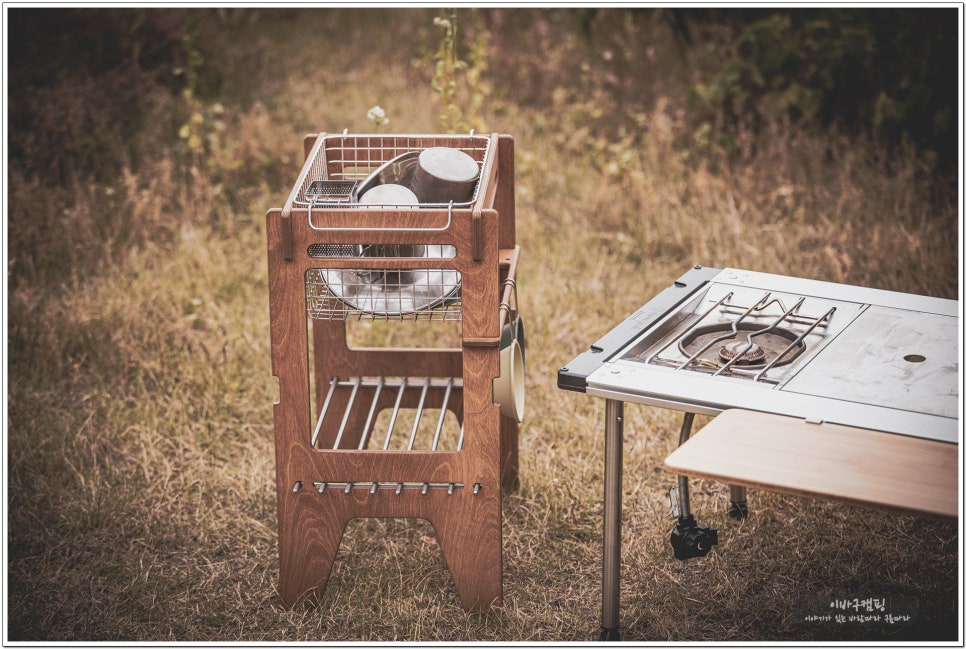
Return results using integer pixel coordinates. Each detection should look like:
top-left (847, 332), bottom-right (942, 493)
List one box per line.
top-left (559, 266), bottom-right (960, 444)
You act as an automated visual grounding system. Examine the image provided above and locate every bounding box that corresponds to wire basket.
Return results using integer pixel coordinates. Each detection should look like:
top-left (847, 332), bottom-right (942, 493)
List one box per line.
top-left (290, 133), bottom-right (492, 209)
top-left (305, 269), bottom-right (462, 321)
top-left (299, 179), bottom-right (357, 205)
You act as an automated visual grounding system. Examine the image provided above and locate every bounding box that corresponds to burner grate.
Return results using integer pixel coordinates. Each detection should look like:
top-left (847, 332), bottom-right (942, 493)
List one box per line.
top-left (641, 290), bottom-right (835, 382)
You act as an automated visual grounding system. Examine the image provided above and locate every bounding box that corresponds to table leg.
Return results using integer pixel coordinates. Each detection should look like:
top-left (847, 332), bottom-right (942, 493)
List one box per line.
top-left (601, 398), bottom-right (623, 641)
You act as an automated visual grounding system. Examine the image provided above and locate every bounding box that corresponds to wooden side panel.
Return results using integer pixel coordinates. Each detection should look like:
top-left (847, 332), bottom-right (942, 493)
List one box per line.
top-left (496, 135), bottom-right (515, 250)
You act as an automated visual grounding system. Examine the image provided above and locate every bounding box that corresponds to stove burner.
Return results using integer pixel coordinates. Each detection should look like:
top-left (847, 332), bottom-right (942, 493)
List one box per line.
top-left (719, 340), bottom-right (765, 364)
top-left (678, 322), bottom-right (805, 370)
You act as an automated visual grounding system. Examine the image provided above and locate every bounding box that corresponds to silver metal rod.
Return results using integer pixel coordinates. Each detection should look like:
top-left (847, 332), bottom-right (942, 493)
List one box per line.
top-left (408, 378), bottom-right (431, 450)
top-left (311, 376), bottom-right (340, 447)
top-left (308, 201), bottom-right (457, 232)
top-left (645, 292), bottom-right (734, 365)
top-left (382, 378), bottom-right (409, 450)
top-left (744, 296), bottom-right (789, 313)
top-left (457, 422), bottom-right (465, 451)
top-left (431, 378), bottom-right (455, 450)
top-left (753, 306), bottom-right (837, 382)
top-left (358, 377), bottom-right (386, 450)
top-left (602, 399), bottom-right (624, 635)
top-left (335, 377), bottom-right (463, 390)
top-left (333, 377), bottom-right (362, 449)
top-left (726, 296), bottom-right (831, 327)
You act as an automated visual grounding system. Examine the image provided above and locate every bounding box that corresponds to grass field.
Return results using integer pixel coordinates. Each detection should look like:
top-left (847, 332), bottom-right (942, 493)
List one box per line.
top-left (5, 8), bottom-right (961, 643)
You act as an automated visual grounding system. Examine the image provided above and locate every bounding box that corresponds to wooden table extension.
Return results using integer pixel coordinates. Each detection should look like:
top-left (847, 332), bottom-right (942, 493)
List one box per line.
top-left (664, 408), bottom-right (959, 519)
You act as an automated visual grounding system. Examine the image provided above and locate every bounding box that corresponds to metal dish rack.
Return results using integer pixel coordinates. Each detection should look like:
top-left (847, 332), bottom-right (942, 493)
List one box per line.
top-left (266, 131), bottom-right (520, 612)
top-left (304, 245), bottom-right (462, 321)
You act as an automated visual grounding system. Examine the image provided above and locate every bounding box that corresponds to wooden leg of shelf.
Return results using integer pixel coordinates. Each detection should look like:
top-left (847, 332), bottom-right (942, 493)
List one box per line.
top-left (431, 492), bottom-right (504, 612)
top-left (278, 491), bottom-right (503, 611)
top-left (500, 414), bottom-right (520, 490)
top-left (277, 496), bottom-right (347, 608)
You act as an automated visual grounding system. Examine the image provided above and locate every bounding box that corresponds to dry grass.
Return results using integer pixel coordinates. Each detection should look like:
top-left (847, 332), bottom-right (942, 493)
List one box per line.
top-left (5, 7), bottom-right (961, 643)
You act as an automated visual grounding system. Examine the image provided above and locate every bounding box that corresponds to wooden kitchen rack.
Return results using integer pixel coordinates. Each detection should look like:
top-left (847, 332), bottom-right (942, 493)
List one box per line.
top-left (266, 132), bottom-right (520, 611)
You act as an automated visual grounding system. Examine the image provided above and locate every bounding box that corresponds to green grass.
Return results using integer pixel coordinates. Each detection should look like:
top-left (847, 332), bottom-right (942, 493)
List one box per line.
top-left (5, 7), bottom-right (960, 643)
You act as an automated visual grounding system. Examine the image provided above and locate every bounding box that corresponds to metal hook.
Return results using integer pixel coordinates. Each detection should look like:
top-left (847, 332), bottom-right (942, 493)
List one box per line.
top-left (499, 301), bottom-right (519, 343)
top-left (500, 276), bottom-right (521, 339)
top-left (292, 480), bottom-right (303, 494)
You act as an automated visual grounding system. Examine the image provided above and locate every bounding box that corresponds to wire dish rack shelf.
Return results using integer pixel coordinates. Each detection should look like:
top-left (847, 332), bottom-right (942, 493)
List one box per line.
top-left (304, 244), bottom-right (463, 322)
top-left (290, 132), bottom-right (490, 209)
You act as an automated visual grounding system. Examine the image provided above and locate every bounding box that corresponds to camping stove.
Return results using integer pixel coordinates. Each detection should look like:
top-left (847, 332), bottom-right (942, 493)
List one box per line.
top-left (558, 265), bottom-right (959, 639)
top-left (562, 266), bottom-right (958, 442)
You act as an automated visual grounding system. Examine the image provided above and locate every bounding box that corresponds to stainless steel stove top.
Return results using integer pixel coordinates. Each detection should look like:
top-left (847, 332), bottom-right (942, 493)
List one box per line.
top-left (560, 267), bottom-right (960, 444)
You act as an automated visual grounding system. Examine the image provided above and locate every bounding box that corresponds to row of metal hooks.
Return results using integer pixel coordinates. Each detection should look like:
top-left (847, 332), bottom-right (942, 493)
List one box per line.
top-left (292, 480), bottom-right (481, 496)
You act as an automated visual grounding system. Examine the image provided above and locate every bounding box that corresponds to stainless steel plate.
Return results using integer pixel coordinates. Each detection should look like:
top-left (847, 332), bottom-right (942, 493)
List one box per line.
top-left (351, 151), bottom-right (420, 203)
top-left (319, 245), bottom-right (460, 316)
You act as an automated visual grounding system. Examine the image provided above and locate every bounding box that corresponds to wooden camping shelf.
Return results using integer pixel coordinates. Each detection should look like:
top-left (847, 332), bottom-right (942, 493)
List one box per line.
top-left (266, 131), bottom-right (520, 612)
